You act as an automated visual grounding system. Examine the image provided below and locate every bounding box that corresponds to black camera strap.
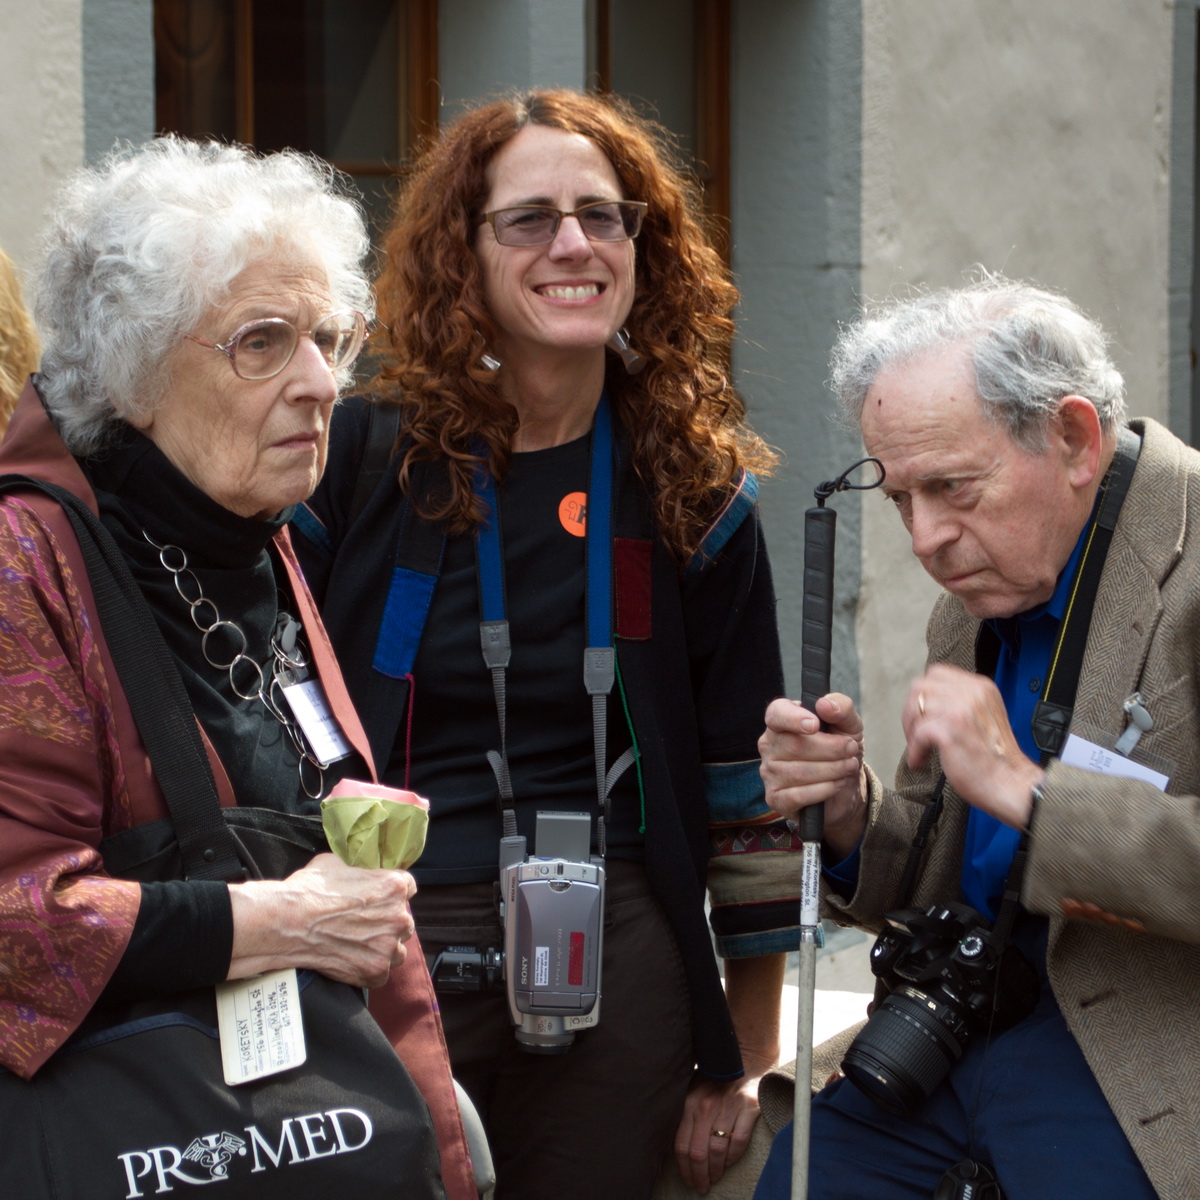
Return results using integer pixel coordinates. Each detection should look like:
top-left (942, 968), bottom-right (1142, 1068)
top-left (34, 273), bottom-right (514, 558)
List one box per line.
top-left (1029, 426), bottom-right (1141, 758)
top-left (988, 425), bottom-right (1140, 942)
top-left (896, 426), bottom-right (1142, 931)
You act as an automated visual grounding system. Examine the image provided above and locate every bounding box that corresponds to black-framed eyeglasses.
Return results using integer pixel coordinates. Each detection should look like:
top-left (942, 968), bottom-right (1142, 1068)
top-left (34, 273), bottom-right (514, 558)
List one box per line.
top-left (480, 200), bottom-right (648, 247)
top-left (185, 310), bottom-right (368, 381)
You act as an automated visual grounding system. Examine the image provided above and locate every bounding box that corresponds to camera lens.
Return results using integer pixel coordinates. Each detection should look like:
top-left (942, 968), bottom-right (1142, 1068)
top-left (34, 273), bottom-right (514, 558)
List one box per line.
top-left (841, 985), bottom-right (970, 1116)
top-left (515, 1016), bottom-right (576, 1054)
top-left (430, 946), bottom-right (503, 994)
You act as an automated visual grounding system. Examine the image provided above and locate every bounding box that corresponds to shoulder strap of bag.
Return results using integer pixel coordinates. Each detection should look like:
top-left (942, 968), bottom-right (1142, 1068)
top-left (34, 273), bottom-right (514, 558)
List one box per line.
top-left (291, 399), bottom-right (404, 558)
top-left (370, 456), bottom-right (447, 680)
top-left (0, 475), bottom-right (243, 882)
top-left (349, 400), bottom-right (403, 527)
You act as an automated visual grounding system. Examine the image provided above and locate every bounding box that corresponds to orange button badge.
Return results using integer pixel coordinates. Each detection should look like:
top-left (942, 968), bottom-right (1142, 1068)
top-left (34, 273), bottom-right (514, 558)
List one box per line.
top-left (558, 491), bottom-right (588, 537)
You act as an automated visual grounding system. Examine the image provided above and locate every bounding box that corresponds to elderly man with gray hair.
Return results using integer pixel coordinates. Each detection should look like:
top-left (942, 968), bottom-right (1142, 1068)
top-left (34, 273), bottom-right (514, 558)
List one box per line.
top-left (755, 276), bottom-right (1198, 1200)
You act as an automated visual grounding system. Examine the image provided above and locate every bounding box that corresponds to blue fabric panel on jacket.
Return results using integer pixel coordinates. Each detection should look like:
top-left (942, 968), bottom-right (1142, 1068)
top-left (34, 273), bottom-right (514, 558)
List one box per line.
top-left (685, 469), bottom-right (759, 579)
top-left (290, 504), bottom-right (332, 556)
top-left (373, 566), bottom-right (438, 679)
top-left (715, 927), bottom-right (802, 959)
top-left (703, 760), bottom-right (772, 824)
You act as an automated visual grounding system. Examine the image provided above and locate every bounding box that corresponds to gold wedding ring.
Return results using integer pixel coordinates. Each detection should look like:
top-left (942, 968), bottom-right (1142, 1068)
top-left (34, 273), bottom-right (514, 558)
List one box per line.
top-left (917, 692), bottom-right (926, 717)
top-left (712, 1130), bottom-right (730, 1139)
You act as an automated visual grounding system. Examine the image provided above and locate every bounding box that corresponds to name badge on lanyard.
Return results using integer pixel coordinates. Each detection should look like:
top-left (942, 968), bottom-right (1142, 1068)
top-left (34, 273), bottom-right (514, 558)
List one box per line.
top-left (281, 678), bottom-right (353, 766)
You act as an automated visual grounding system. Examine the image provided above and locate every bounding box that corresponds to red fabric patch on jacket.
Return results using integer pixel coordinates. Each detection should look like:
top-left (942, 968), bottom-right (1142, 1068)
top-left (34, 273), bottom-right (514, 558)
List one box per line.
top-left (615, 537), bottom-right (652, 640)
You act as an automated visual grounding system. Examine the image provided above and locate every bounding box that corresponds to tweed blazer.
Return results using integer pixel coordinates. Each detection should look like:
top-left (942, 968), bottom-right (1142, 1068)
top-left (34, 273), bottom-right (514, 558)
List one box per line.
top-left (823, 417), bottom-right (1200, 1200)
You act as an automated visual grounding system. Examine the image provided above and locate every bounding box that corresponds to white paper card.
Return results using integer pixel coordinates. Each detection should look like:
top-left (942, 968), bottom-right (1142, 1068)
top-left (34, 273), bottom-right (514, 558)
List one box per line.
top-left (281, 678), bottom-right (353, 766)
top-left (216, 968), bottom-right (307, 1086)
top-left (1060, 733), bottom-right (1169, 792)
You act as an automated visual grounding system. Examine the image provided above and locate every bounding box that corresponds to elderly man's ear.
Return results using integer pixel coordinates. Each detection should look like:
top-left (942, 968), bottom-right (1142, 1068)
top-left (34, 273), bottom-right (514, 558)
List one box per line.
top-left (1052, 394), bottom-right (1107, 490)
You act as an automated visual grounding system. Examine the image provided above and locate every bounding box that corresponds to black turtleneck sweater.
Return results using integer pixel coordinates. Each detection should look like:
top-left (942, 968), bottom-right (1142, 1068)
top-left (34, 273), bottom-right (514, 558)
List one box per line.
top-left (83, 425), bottom-right (338, 999)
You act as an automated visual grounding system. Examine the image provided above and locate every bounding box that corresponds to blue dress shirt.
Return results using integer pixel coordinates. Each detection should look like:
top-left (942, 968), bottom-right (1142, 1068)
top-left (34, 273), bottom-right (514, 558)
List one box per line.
top-left (827, 530), bottom-right (1088, 918)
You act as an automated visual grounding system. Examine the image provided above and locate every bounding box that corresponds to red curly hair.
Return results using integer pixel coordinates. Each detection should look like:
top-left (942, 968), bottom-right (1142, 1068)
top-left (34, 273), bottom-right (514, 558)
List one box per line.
top-left (371, 88), bottom-right (777, 564)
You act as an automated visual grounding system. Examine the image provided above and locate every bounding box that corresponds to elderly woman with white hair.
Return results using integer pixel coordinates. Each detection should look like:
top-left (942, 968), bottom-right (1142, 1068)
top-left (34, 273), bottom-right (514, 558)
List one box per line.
top-left (0, 138), bottom-right (474, 1200)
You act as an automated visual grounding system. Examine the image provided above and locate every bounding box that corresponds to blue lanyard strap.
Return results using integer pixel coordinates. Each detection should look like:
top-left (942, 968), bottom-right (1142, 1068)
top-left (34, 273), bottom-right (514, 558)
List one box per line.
top-left (585, 394), bottom-right (614, 652)
top-left (474, 462), bottom-right (506, 625)
top-left (583, 396), bottom-right (616, 846)
top-left (473, 393), bottom-right (619, 852)
top-left (474, 393), bottom-right (615, 641)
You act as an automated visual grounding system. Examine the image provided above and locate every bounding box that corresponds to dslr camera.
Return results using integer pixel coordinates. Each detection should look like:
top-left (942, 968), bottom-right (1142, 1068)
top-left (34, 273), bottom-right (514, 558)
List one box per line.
top-left (841, 901), bottom-right (1039, 1115)
top-left (431, 811), bottom-right (604, 1054)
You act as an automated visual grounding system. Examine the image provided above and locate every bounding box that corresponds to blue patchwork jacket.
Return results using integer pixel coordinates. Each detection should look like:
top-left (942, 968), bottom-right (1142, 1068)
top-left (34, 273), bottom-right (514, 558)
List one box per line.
top-left (292, 395), bottom-right (801, 1080)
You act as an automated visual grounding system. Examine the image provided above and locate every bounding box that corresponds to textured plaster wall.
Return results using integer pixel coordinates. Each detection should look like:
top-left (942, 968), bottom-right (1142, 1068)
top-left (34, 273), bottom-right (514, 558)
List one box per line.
top-left (856, 0), bottom-right (1175, 774)
top-left (82, 0), bottom-right (154, 162)
top-left (0, 0), bottom-right (152, 282)
top-left (732, 1), bottom-right (864, 703)
top-left (439, 0), bottom-right (586, 113)
top-left (0, 0), bottom-right (84, 277)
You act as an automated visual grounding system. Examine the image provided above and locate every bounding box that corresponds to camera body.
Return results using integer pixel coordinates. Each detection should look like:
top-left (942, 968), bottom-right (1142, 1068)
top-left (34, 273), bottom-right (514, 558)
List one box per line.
top-left (430, 812), bottom-right (604, 1054)
top-left (841, 901), bottom-right (1039, 1116)
top-left (428, 945), bottom-right (503, 994)
top-left (501, 824), bottom-right (604, 1053)
top-left (502, 812), bottom-right (604, 1053)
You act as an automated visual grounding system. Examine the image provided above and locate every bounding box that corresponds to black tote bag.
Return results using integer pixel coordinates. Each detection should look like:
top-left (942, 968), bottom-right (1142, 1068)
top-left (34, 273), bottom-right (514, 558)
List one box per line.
top-left (0, 476), bottom-right (446, 1199)
top-left (2, 967), bottom-right (444, 1200)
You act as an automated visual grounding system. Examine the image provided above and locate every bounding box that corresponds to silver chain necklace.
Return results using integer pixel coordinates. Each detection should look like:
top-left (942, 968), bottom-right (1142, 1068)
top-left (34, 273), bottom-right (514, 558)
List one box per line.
top-left (142, 530), bottom-right (325, 798)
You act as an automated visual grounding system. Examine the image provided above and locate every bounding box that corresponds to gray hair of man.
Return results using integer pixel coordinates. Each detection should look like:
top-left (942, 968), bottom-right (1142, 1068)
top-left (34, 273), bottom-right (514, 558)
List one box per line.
top-left (34, 136), bottom-right (373, 455)
top-left (830, 275), bottom-right (1127, 453)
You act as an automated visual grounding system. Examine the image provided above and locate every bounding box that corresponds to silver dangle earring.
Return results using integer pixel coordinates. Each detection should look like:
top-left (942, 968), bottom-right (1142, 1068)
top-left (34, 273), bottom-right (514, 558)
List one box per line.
top-left (473, 329), bottom-right (501, 372)
top-left (608, 328), bottom-right (647, 376)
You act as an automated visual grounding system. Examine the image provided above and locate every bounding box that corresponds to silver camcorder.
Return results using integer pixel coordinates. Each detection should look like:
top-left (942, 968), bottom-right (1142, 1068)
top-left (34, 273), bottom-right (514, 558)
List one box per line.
top-left (499, 811), bottom-right (605, 1054)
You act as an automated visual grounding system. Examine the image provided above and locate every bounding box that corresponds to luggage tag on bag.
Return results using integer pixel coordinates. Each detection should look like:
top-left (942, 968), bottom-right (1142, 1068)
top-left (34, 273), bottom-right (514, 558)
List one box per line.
top-left (216, 968), bottom-right (307, 1085)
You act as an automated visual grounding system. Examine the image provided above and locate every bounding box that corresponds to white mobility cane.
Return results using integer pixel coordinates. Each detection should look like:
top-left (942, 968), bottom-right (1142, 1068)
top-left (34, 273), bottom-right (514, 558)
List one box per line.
top-left (791, 459), bottom-right (883, 1200)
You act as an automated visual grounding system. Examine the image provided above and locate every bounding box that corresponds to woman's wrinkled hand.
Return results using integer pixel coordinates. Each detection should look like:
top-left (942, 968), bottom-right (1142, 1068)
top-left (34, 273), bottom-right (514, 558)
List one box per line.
top-left (674, 1071), bottom-right (765, 1195)
top-left (227, 853), bottom-right (417, 986)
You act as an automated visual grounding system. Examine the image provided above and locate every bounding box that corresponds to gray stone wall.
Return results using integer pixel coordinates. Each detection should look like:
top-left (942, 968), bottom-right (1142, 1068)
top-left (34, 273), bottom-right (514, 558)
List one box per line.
top-left (83, 0), bottom-right (155, 162)
top-left (856, 0), bottom-right (1176, 773)
top-left (439, 0), bottom-right (587, 113)
top-left (731, 1), bottom-right (865, 705)
top-left (0, 0), bottom-right (84, 274)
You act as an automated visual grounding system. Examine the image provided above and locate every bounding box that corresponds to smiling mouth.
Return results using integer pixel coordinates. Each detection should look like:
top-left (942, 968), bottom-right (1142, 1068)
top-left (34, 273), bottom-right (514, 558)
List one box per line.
top-left (537, 283), bottom-right (602, 300)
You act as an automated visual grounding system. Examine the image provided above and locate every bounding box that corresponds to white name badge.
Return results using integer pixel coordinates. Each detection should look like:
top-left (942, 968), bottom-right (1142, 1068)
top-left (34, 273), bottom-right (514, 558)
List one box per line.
top-left (281, 678), bottom-right (353, 766)
top-left (216, 968), bottom-right (307, 1086)
top-left (1060, 733), bottom-right (1169, 792)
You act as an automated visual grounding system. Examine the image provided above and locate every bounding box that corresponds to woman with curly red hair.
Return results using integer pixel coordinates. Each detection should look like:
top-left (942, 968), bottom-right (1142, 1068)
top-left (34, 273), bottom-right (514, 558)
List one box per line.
top-left (295, 90), bottom-right (800, 1199)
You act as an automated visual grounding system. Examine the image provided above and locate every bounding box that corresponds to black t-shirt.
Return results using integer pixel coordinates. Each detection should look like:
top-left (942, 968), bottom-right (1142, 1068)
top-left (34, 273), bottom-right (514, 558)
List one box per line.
top-left (400, 432), bottom-right (643, 883)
